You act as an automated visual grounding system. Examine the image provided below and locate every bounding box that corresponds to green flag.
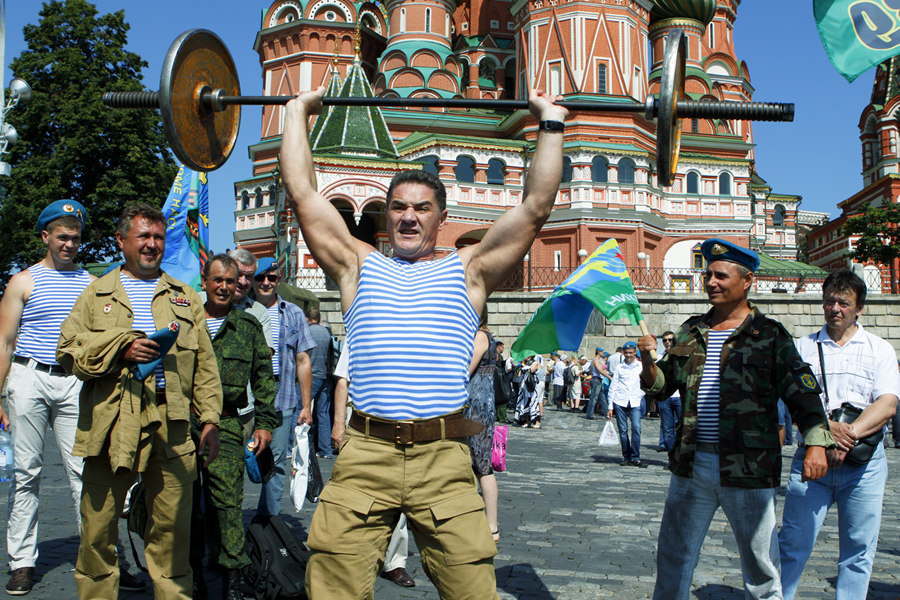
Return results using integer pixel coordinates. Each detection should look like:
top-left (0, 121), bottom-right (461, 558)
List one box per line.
top-left (815, 0), bottom-right (900, 82)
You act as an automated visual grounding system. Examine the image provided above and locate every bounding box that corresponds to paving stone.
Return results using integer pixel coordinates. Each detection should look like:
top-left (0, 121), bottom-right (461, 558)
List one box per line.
top-left (2, 408), bottom-right (900, 598)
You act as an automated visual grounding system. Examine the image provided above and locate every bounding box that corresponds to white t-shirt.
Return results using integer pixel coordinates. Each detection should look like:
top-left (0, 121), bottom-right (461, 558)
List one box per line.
top-left (334, 343), bottom-right (350, 381)
top-left (796, 323), bottom-right (900, 413)
top-left (552, 359), bottom-right (566, 385)
top-left (608, 360), bottom-right (643, 408)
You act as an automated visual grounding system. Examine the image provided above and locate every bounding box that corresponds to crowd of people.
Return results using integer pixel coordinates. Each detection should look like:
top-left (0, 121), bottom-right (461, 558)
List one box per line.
top-left (0, 86), bottom-right (898, 600)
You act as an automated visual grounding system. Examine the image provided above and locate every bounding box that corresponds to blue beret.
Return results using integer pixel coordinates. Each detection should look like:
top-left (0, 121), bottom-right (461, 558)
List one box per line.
top-left (700, 238), bottom-right (759, 272)
top-left (36, 199), bottom-right (86, 233)
top-left (550, 351), bottom-right (559, 357)
top-left (595, 347), bottom-right (604, 353)
top-left (254, 257), bottom-right (278, 277)
top-left (622, 341), bottom-right (637, 349)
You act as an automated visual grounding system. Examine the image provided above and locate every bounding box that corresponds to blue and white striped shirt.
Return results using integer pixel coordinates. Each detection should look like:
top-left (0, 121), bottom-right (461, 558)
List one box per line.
top-left (120, 274), bottom-right (165, 389)
top-left (15, 264), bottom-right (92, 365)
top-left (267, 305), bottom-right (281, 376)
top-left (345, 252), bottom-right (479, 420)
top-left (695, 329), bottom-right (734, 443)
top-left (206, 316), bottom-right (226, 340)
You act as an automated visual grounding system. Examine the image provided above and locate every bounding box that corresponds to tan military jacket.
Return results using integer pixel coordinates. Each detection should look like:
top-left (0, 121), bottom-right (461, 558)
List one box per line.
top-left (58, 267), bottom-right (222, 473)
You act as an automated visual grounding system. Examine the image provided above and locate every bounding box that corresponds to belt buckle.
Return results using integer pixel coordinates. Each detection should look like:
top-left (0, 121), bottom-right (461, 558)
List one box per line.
top-left (395, 421), bottom-right (415, 446)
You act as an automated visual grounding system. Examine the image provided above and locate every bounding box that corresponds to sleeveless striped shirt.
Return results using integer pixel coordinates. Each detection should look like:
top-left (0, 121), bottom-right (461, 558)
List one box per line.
top-left (119, 274), bottom-right (166, 388)
top-left (15, 264), bottom-right (92, 365)
top-left (695, 328), bottom-right (734, 443)
top-left (345, 251), bottom-right (479, 420)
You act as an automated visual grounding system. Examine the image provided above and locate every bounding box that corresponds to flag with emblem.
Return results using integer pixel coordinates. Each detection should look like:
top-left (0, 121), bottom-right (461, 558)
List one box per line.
top-left (511, 239), bottom-right (645, 360)
top-left (160, 166), bottom-right (210, 291)
top-left (814, 0), bottom-right (900, 82)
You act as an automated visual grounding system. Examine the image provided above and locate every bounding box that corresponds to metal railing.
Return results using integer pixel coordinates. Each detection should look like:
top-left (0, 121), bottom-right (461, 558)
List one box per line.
top-left (290, 265), bottom-right (892, 294)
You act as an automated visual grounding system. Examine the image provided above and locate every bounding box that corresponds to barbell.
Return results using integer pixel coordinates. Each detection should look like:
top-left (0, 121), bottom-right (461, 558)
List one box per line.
top-left (102, 28), bottom-right (793, 186)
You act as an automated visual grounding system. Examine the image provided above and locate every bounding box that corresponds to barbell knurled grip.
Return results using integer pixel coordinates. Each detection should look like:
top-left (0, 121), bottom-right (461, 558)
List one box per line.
top-left (676, 100), bottom-right (794, 122)
top-left (102, 91), bottom-right (160, 109)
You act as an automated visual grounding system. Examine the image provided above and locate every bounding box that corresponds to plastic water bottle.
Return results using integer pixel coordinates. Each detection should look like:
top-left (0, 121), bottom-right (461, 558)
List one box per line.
top-left (0, 423), bottom-right (14, 482)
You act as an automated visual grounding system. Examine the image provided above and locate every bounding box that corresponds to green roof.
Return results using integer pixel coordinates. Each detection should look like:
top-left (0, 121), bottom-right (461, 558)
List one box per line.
top-left (398, 130), bottom-right (530, 152)
top-left (756, 252), bottom-right (827, 276)
top-left (309, 55), bottom-right (398, 159)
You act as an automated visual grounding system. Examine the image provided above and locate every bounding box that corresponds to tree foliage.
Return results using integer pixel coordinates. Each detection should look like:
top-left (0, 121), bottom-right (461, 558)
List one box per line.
top-left (842, 201), bottom-right (900, 292)
top-left (0, 0), bottom-right (177, 289)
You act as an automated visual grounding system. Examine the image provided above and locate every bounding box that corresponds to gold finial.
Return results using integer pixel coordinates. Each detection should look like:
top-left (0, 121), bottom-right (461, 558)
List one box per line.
top-left (332, 39), bottom-right (340, 66)
top-left (355, 19), bottom-right (361, 56)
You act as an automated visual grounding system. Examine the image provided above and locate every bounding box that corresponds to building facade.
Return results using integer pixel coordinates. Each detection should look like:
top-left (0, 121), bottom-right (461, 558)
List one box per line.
top-left (234, 0), bottom-right (808, 292)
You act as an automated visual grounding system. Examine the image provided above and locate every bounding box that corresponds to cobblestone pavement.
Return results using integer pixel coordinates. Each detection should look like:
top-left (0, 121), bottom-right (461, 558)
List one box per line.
top-left (2, 407), bottom-right (899, 599)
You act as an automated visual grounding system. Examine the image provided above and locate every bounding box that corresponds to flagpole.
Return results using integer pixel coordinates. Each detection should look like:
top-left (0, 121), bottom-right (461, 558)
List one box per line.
top-left (638, 320), bottom-right (658, 360)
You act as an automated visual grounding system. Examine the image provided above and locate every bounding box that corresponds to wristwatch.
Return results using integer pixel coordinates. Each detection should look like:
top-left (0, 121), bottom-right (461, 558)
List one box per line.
top-left (538, 120), bottom-right (565, 132)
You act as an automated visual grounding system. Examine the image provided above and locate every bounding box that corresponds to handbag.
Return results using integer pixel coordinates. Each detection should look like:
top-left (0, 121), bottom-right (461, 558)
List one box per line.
top-left (817, 342), bottom-right (883, 466)
top-left (491, 426), bottom-right (508, 472)
top-left (598, 420), bottom-right (619, 446)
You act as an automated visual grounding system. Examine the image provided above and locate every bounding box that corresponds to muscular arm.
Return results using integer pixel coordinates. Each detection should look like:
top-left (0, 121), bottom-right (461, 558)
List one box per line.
top-left (0, 272), bottom-right (31, 428)
top-left (460, 90), bottom-right (569, 312)
top-left (280, 87), bottom-right (370, 312)
top-left (295, 351), bottom-right (313, 425)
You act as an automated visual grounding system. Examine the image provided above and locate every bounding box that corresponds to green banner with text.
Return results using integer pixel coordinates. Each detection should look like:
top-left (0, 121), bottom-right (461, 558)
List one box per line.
top-left (815, 0), bottom-right (900, 82)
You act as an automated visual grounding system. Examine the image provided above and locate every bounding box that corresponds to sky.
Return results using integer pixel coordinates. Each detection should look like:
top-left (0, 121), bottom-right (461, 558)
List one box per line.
top-left (2, 1), bottom-right (877, 254)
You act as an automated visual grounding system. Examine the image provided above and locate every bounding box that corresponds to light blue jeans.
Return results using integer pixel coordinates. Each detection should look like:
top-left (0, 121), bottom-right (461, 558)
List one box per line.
top-left (778, 445), bottom-right (888, 600)
top-left (658, 396), bottom-right (681, 451)
top-left (257, 405), bottom-right (299, 516)
top-left (613, 404), bottom-right (642, 461)
top-left (653, 451), bottom-right (781, 600)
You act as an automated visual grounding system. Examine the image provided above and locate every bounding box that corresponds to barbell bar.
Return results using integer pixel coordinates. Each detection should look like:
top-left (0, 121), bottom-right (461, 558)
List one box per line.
top-left (102, 29), bottom-right (794, 186)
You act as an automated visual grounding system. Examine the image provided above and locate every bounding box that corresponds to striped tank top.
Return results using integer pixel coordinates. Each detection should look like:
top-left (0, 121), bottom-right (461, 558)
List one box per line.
top-left (15, 264), bottom-right (92, 365)
top-left (345, 251), bottom-right (479, 420)
top-left (695, 328), bottom-right (734, 443)
top-left (120, 274), bottom-right (166, 388)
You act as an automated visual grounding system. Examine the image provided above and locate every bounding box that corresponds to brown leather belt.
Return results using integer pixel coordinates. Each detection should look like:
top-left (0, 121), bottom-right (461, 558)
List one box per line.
top-left (349, 411), bottom-right (484, 445)
top-left (155, 389), bottom-right (167, 404)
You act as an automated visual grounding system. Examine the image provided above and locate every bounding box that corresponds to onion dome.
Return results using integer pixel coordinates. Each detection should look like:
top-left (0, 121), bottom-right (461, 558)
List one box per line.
top-left (651, 0), bottom-right (717, 27)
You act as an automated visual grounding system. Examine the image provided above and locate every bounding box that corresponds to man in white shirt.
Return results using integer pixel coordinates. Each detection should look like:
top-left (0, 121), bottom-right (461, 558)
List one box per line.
top-left (779, 269), bottom-right (899, 600)
top-left (607, 342), bottom-right (646, 467)
top-left (607, 347), bottom-right (623, 376)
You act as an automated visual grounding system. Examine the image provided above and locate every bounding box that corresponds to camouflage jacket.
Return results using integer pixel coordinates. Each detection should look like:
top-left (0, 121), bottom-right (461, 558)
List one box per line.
top-left (210, 307), bottom-right (277, 433)
top-left (644, 303), bottom-right (834, 488)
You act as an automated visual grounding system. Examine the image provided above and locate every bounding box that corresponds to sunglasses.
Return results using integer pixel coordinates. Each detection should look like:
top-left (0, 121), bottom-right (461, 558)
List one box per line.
top-left (254, 273), bottom-right (278, 283)
top-left (662, 338), bottom-right (675, 343)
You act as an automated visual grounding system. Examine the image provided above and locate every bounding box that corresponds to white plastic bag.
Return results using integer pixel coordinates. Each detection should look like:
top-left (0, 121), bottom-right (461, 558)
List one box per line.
top-left (290, 423), bottom-right (311, 511)
top-left (598, 420), bottom-right (619, 446)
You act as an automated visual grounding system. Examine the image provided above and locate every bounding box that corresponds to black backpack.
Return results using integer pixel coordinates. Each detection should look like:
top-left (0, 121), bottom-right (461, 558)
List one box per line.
top-left (563, 364), bottom-right (575, 386)
top-left (243, 515), bottom-right (309, 600)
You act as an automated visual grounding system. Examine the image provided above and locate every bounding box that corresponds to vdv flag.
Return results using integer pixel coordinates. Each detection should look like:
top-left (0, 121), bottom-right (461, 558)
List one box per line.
top-left (511, 239), bottom-right (644, 361)
top-left (160, 166), bottom-right (210, 291)
top-left (814, 0), bottom-right (900, 82)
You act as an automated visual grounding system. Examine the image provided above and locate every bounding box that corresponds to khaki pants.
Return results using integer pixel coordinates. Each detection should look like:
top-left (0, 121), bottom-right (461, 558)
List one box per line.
top-left (75, 406), bottom-right (197, 600)
top-left (306, 427), bottom-right (499, 600)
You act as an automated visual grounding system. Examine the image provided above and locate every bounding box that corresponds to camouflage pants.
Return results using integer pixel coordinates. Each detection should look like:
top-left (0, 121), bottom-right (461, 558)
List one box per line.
top-left (189, 414), bottom-right (248, 571)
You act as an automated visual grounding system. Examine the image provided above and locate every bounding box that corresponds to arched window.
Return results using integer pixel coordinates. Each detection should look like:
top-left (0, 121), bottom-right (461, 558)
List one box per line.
top-left (692, 243), bottom-right (705, 270)
top-left (255, 188), bottom-right (264, 207)
top-left (617, 158), bottom-right (635, 184)
top-left (479, 59), bottom-right (496, 86)
top-left (487, 159), bottom-right (505, 184)
top-left (421, 155), bottom-right (439, 177)
top-left (687, 172), bottom-right (699, 194)
top-left (445, 14), bottom-right (450, 37)
top-left (425, 8), bottom-right (431, 33)
top-left (455, 156), bottom-right (475, 183)
top-left (773, 204), bottom-right (786, 227)
top-left (562, 157), bottom-right (573, 183)
top-left (719, 173), bottom-right (731, 196)
top-left (267, 185), bottom-right (276, 206)
top-left (591, 156), bottom-right (608, 183)
top-left (400, 8), bottom-right (406, 33)
top-left (241, 191), bottom-right (250, 210)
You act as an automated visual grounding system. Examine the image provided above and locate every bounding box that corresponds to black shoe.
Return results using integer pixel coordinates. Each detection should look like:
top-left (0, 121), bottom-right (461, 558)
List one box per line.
top-left (656, 446), bottom-right (666, 453)
top-left (222, 570), bottom-right (243, 600)
top-left (381, 567), bottom-right (416, 587)
top-left (119, 568), bottom-right (147, 592)
top-left (586, 416), bottom-right (595, 420)
top-left (192, 565), bottom-right (208, 600)
top-left (630, 460), bottom-right (648, 468)
top-left (619, 460), bottom-right (631, 466)
top-left (5, 567), bottom-right (34, 596)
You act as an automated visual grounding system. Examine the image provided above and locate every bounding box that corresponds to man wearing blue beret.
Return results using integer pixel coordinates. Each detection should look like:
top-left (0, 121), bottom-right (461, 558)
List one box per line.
top-left (637, 238), bottom-right (835, 600)
top-left (0, 200), bottom-right (103, 595)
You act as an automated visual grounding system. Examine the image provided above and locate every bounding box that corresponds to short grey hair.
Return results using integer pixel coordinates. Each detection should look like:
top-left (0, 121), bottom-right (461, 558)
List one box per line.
top-left (229, 248), bottom-right (258, 268)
